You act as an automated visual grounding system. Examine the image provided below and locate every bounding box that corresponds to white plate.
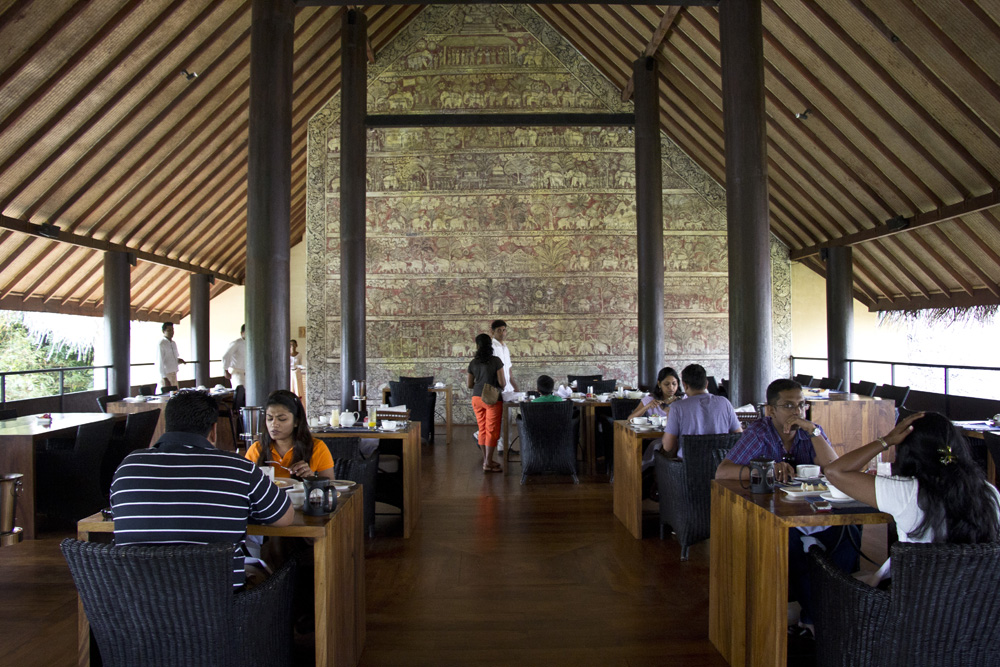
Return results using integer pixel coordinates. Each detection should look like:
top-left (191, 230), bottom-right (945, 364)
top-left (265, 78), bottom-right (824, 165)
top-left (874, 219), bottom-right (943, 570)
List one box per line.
top-left (633, 425), bottom-right (656, 432)
top-left (332, 479), bottom-right (357, 491)
top-left (380, 425), bottom-right (403, 432)
top-left (780, 484), bottom-right (828, 498)
top-left (820, 493), bottom-right (853, 503)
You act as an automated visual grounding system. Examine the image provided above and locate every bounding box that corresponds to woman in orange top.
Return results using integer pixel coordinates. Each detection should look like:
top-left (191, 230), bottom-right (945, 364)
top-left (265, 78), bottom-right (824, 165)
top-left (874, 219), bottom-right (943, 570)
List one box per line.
top-left (245, 390), bottom-right (335, 479)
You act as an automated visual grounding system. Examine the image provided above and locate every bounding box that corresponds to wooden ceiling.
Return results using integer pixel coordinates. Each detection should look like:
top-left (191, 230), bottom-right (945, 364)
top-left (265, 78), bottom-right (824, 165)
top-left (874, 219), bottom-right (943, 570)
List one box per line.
top-left (0, 1), bottom-right (998, 321)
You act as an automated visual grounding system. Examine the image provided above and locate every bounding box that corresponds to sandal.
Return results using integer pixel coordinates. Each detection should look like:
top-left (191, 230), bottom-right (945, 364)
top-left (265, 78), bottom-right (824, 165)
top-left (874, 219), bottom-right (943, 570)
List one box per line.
top-left (483, 462), bottom-right (502, 472)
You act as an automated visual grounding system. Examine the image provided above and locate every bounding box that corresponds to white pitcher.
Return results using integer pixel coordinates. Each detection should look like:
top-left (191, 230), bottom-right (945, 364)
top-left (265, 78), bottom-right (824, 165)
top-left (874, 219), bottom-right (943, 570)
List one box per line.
top-left (338, 410), bottom-right (359, 428)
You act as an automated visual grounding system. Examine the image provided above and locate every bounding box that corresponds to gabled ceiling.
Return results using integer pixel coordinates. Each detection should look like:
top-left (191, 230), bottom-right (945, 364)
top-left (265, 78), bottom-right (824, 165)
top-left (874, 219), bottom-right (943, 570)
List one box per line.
top-left (0, 1), bottom-right (998, 321)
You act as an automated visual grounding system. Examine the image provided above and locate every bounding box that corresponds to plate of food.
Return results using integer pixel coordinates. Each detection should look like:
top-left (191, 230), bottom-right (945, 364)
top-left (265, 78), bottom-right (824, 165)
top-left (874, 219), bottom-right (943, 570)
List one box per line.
top-left (780, 481), bottom-right (828, 498)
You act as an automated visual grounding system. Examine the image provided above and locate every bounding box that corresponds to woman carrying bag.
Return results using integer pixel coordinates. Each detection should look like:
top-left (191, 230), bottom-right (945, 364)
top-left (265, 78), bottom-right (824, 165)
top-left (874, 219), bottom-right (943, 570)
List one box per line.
top-left (467, 333), bottom-right (507, 472)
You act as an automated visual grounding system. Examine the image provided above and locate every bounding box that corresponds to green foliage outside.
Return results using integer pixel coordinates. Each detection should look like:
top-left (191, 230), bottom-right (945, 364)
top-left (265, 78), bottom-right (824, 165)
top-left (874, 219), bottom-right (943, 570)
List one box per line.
top-left (0, 316), bottom-right (95, 401)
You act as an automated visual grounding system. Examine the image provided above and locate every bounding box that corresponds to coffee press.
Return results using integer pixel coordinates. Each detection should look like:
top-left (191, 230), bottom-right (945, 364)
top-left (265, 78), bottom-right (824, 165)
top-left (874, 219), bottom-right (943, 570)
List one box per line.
top-left (301, 476), bottom-right (338, 515)
top-left (739, 457), bottom-right (776, 494)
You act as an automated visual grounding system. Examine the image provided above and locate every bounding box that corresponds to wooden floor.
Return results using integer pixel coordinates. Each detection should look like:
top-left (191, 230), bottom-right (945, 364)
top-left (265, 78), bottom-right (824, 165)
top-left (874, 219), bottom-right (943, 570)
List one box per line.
top-left (0, 424), bottom-right (730, 666)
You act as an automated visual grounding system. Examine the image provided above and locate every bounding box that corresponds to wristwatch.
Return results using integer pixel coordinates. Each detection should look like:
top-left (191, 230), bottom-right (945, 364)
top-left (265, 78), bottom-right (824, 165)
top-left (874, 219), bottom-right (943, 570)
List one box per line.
top-left (809, 425), bottom-right (822, 438)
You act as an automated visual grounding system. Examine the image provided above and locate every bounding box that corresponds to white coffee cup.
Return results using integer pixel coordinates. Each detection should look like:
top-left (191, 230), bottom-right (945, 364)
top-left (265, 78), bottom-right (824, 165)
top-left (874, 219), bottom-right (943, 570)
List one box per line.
top-left (630, 417), bottom-right (648, 425)
top-left (826, 483), bottom-right (850, 499)
top-left (648, 416), bottom-right (662, 428)
top-left (795, 464), bottom-right (820, 479)
top-left (382, 420), bottom-right (398, 430)
top-left (318, 415), bottom-right (329, 424)
top-left (309, 416), bottom-right (319, 427)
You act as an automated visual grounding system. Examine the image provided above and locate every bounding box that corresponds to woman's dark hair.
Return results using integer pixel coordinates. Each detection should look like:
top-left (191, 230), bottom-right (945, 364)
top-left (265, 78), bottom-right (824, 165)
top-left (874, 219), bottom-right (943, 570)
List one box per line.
top-left (651, 367), bottom-right (682, 400)
top-left (474, 333), bottom-right (494, 363)
top-left (892, 412), bottom-right (999, 543)
top-left (256, 389), bottom-right (315, 468)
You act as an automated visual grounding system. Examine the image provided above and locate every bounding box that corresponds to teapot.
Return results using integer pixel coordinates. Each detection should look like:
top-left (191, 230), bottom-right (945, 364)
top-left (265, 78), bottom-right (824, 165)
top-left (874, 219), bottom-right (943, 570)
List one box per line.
top-left (338, 410), bottom-right (359, 428)
top-left (740, 457), bottom-right (776, 494)
top-left (301, 476), bottom-right (337, 516)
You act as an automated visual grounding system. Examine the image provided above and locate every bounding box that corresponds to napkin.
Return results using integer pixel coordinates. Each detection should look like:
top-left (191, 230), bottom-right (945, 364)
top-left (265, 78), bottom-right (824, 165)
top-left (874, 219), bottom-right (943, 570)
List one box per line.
top-left (555, 384), bottom-right (572, 398)
top-left (381, 405), bottom-right (406, 412)
top-left (735, 404), bottom-right (757, 413)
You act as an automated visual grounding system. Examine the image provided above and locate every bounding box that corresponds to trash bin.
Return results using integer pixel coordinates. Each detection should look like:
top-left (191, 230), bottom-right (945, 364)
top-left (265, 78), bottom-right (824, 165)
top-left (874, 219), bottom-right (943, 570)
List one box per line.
top-left (0, 473), bottom-right (23, 546)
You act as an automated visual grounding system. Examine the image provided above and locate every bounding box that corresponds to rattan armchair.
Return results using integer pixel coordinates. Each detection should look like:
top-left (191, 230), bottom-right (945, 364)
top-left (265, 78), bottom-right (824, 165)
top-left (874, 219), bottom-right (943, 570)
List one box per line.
top-left (517, 400), bottom-right (578, 485)
top-left (654, 432), bottom-right (742, 560)
top-left (810, 541), bottom-right (1000, 667)
top-left (61, 539), bottom-right (295, 667)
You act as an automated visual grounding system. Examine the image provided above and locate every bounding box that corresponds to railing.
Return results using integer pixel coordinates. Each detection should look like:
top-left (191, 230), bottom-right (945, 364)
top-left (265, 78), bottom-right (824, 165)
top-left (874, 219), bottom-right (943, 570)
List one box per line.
top-left (790, 356), bottom-right (1000, 398)
top-left (0, 360), bottom-right (219, 405)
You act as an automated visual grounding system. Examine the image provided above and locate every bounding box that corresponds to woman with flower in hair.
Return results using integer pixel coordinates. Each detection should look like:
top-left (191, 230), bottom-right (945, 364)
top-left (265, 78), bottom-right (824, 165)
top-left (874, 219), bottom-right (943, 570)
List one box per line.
top-left (825, 411), bottom-right (1000, 584)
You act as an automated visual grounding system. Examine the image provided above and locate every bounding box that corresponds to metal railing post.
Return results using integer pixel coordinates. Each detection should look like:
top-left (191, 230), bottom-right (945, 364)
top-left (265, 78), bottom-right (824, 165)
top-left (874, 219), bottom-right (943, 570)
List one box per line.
top-left (944, 366), bottom-right (950, 396)
top-left (890, 363), bottom-right (896, 386)
top-left (58, 369), bottom-right (65, 411)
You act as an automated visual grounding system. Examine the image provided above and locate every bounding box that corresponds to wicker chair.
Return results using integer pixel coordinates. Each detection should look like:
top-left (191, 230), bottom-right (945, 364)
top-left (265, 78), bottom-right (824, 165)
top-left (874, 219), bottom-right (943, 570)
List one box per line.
top-left (334, 451), bottom-right (379, 538)
top-left (397, 376), bottom-right (437, 437)
top-left (567, 374), bottom-right (602, 389)
top-left (590, 378), bottom-right (617, 394)
top-left (850, 380), bottom-right (877, 396)
top-left (810, 541), bottom-right (1000, 667)
top-left (793, 373), bottom-right (813, 387)
top-left (62, 539), bottom-right (295, 667)
top-left (389, 380), bottom-right (433, 444)
top-left (818, 377), bottom-right (844, 391)
top-left (517, 400), bottom-right (578, 485)
top-left (654, 432), bottom-right (742, 560)
top-left (37, 418), bottom-right (117, 523)
top-left (96, 393), bottom-right (122, 413)
top-left (101, 408), bottom-right (161, 497)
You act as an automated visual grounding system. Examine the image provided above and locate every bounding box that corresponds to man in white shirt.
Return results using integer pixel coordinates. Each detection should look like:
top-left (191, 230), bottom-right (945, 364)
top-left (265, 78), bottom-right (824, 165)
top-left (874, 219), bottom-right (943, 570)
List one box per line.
top-left (490, 319), bottom-right (517, 393)
top-left (222, 324), bottom-right (246, 388)
top-left (157, 323), bottom-right (184, 389)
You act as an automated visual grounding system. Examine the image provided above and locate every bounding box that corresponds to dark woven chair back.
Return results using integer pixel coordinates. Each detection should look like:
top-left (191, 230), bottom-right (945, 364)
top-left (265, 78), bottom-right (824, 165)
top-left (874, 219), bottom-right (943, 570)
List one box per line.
top-left (397, 376), bottom-right (437, 437)
top-left (517, 400), bottom-right (578, 485)
top-left (138, 384), bottom-right (156, 396)
top-left (793, 374), bottom-right (813, 387)
top-left (818, 377), bottom-right (843, 391)
top-left (399, 375), bottom-right (433, 386)
top-left (850, 380), bottom-right (877, 396)
top-left (159, 385), bottom-right (178, 394)
top-left (811, 541), bottom-right (1000, 667)
top-left (389, 381), bottom-right (433, 443)
top-left (610, 398), bottom-right (640, 421)
top-left (101, 409), bottom-right (161, 497)
top-left (590, 379), bottom-right (617, 394)
top-left (0, 408), bottom-right (16, 420)
top-left (567, 374), bottom-right (602, 389)
top-left (334, 453), bottom-right (379, 537)
top-left (808, 378), bottom-right (823, 388)
top-left (873, 383), bottom-right (910, 408)
top-left (655, 432), bottom-right (742, 560)
top-left (325, 436), bottom-right (361, 461)
top-left (61, 539), bottom-right (295, 667)
top-left (96, 394), bottom-right (122, 413)
top-left (706, 376), bottom-right (720, 395)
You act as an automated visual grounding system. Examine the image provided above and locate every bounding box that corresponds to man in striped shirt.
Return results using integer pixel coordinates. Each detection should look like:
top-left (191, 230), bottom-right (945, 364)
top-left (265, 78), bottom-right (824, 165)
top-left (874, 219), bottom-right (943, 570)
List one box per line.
top-left (111, 390), bottom-right (293, 588)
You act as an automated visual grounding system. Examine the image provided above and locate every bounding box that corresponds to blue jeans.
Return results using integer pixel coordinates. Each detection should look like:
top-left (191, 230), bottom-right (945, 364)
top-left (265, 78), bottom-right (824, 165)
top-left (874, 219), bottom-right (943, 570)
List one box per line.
top-left (789, 525), bottom-right (861, 625)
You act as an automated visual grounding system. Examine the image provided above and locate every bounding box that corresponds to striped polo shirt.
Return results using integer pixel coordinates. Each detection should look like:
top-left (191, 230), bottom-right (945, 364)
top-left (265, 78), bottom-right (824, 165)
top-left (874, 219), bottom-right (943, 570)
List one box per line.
top-left (110, 431), bottom-right (290, 588)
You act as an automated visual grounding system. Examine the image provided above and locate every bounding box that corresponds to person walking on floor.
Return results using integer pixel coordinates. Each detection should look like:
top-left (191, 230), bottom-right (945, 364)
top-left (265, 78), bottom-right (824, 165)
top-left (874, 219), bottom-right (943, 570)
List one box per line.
top-left (467, 333), bottom-right (506, 472)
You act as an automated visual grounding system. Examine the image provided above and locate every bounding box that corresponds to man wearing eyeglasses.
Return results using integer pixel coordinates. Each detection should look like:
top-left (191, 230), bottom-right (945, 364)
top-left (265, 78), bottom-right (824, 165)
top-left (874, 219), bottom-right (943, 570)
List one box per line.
top-left (715, 378), bottom-right (859, 638)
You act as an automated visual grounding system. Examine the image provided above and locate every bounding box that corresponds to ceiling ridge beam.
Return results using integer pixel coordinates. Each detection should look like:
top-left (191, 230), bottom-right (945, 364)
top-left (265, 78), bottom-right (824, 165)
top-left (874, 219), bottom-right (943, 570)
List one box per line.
top-left (622, 7), bottom-right (680, 101)
top-left (0, 214), bottom-right (242, 284)
top-left (790, 189), bottom-right (1000, 260)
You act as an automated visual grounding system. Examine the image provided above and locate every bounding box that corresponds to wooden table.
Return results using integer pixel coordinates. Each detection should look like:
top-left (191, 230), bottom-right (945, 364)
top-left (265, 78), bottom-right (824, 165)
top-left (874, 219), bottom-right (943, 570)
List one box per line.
top-left (77, 488), bottom-right (366, 667)
top-left (316, 421), bottom-right (421, 538)
top-left (612, 420), bottom-right (664, 539)
top-left (708, 479), bottom-right (891, 667)
top-left (955, 421), bottom-right (1000, 484)
top-left (107, 392), bottom-right (236, 450)
top-left (807, 396), bottom-right (896, 458)
top-left (0, 413), bottom-right (120, 540)
top-left (381, 385), bottom-right (453, 444)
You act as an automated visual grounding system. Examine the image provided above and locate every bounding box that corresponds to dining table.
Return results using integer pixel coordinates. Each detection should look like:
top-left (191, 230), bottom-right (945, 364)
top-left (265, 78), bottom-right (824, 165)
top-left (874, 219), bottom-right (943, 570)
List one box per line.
top-left (76, 487), bottom-right (366, 667)
top-left (381, 384), bottom-right (453, 444)
top-left (612, 419), bottom-right (664, 539)
top-left (107, 390), bottom-right (235, 450)
top-left (708, 478), bottom-right (891, 667)
top-left (314, 420), bottom-right (421, 538)
top-left (954, 420), bottom-right (1000, 484)
top-left (0, 412), bottom-right (122, 540)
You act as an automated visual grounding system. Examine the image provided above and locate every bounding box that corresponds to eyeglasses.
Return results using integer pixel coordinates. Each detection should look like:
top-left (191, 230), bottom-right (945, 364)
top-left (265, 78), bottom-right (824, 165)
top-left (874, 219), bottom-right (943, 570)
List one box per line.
top-left (772, 401), bottom-right (809, 412)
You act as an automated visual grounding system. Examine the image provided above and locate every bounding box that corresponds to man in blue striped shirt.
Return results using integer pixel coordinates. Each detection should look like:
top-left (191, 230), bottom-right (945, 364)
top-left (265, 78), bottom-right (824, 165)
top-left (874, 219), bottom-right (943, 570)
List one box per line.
top-left (111, 390), bottom-right (293, 588)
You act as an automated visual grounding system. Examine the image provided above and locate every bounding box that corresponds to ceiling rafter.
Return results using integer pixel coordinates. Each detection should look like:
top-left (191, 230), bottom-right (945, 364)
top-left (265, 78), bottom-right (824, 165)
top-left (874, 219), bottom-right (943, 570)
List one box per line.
top-left (622, 7), bottom-right (681, 101)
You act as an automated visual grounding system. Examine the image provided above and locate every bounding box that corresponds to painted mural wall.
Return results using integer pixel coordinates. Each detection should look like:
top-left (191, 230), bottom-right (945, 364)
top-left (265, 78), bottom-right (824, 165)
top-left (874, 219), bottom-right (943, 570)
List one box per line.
top-left (306, 4), bottom-right (791, 423)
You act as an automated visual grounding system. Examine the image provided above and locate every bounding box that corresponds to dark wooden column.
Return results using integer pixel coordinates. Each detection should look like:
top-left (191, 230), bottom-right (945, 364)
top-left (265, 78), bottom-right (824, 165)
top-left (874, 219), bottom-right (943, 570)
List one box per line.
top-left (720, 0), bottom-right (771, 407)
top-left (246, 0), bottom-right (293, 406)
top-left (189, 274), bottom-right (211, 387)
top-left (340, 8), bottom-right (367, 409)
top-left (825, 246), bottom-right (854, 387)
top-left (634, 56), bottom-right (664, 391)
top-left (103, 251), bottom-right (131, 397)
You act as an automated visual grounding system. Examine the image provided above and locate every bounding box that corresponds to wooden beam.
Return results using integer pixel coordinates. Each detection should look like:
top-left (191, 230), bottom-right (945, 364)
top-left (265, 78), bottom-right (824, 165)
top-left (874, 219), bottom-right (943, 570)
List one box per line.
top-left (0, 215), bottom-right (242, 284)
top-left (0, 295), bottom-right (181, 322)
top-left (622, 7), bottom-right (680, 102)
top-left (297, 0), bottom-right (716, 5)
top-left (790, 189), bottom-right (1000, 260)
top-left (871, 288), bottom-right (1000, 312)
top-left (366, 113), bottom-right (635, 127)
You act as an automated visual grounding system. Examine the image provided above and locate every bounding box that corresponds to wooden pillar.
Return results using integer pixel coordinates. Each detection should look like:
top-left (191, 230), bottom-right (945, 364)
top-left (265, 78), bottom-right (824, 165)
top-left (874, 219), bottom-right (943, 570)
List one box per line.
top-left (720, 0), bottom-right (772, 407)
top-left (189, 274), bottom-right (211, 387)
top-left (634, 56), bottom-right (664, 391)
top-left (103, 251), bottom-right (131, 397)
top-left (246, 0), bottom-right (293, 406)
top-left (825, 246), bottom-right (854, 387)
top-left (340, 8), bottom-right (367, 409)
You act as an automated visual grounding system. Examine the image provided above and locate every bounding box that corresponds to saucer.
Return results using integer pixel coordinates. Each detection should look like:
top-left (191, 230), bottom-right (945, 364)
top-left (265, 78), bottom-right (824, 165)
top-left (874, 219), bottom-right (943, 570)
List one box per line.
top-left (820, 493), bottom-right (852, 503)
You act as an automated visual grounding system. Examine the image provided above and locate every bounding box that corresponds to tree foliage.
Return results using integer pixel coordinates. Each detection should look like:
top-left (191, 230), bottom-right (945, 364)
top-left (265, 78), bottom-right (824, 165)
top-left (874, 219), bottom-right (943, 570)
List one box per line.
top-left (0, 316), bottom-right (95, 400)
